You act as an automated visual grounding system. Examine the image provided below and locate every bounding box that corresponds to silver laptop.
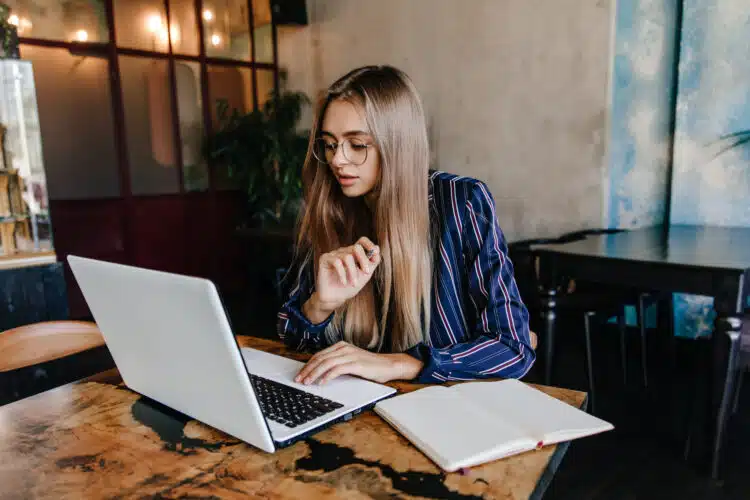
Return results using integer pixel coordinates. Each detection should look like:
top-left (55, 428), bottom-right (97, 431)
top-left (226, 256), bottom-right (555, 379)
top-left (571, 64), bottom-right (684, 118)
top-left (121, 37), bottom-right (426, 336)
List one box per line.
top-left (67, 255), bottom-right (396, 453)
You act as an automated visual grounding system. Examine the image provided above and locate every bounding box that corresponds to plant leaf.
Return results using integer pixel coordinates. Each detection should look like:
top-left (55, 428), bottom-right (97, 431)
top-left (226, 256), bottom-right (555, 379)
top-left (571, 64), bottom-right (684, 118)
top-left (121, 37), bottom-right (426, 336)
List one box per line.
top-left (712, 131), bottom-right (750, 159)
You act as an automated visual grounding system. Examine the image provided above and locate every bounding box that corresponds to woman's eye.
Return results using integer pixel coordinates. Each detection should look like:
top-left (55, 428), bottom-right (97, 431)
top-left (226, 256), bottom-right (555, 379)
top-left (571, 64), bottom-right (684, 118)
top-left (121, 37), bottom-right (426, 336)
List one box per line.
top-left (350, 143), bottom-right (368, 150)
top-left (325, 143), bottom-right (337, 150)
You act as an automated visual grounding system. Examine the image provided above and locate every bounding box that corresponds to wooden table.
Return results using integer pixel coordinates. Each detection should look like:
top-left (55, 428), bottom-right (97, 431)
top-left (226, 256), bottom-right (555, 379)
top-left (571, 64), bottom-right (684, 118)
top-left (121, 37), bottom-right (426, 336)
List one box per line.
top-left (533, 224), bottom-right (750, 479)
top-left (0, 336), bottom-right (586, 499)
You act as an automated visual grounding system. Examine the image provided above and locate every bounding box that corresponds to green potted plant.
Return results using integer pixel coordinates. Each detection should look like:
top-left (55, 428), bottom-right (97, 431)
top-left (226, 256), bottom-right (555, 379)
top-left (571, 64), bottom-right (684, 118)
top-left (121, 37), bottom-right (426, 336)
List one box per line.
top-left (714, 129), bottom-right (750, 158)
top-left (206, 80), bottom-right (310, 234)
top-left (0, 3), bottom-right (21, 59)
top-left (204, 76), bottom-right (311, 324)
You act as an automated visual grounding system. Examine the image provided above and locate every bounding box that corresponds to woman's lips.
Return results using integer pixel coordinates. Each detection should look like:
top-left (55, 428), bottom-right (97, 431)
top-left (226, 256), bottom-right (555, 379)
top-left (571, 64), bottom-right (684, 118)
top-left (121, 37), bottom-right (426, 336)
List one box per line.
top-left (337, 175), bottom-right (359, 186)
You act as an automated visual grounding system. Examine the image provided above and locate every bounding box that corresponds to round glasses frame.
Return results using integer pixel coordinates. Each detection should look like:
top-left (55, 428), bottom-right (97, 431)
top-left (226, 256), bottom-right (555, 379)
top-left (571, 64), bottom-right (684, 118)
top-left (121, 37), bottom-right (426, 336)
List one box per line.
top-left (312, 137), bottom-right (373, 166)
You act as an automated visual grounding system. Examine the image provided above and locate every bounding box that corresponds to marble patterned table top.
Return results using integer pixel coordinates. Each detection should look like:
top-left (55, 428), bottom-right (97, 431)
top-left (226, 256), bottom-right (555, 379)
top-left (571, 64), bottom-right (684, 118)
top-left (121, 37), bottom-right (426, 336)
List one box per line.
top-left (0, 336), bottom-right (586, 499)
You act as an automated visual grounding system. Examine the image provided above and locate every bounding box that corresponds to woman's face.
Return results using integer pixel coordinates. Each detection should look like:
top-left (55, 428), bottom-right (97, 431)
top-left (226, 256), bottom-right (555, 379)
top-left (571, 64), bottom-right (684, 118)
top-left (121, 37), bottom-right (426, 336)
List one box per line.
top-left (320, 99), bottom-right (381, 198)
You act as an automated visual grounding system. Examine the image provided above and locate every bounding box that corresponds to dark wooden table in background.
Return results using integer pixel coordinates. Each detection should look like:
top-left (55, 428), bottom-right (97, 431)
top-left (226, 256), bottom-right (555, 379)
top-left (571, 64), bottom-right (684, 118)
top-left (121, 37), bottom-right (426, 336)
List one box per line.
top-left (0, 336), bottom-right (586, 499)
top-left (533, 224), bottom-right (750, 479)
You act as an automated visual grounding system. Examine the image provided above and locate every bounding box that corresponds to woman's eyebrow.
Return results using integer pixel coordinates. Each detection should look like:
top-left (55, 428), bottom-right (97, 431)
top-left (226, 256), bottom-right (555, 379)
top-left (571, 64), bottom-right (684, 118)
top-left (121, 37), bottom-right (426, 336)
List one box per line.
top-left (320, 130), bottom-right (371, 138)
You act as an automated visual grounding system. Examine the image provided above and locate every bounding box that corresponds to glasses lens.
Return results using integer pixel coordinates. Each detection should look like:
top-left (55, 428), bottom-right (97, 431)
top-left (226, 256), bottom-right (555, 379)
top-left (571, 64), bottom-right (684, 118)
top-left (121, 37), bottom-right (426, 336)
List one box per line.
top-left (313, 138), bottom-right (332, 164)
top-left (343, 139), bottom-right (368, 165)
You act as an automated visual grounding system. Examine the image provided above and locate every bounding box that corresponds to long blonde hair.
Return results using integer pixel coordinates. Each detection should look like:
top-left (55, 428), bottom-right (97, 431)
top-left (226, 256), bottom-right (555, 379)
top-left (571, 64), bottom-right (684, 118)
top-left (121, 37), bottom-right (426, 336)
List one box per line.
top-left (293, 65), bottom-right (432, 353)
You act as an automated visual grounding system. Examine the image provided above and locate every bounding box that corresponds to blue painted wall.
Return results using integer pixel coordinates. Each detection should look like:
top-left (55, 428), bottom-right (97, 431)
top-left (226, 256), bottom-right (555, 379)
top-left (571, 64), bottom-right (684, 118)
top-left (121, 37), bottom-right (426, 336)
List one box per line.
top-left (608, 0), bottom-right (678, 230)
top-left (670, 0), bottom-right (750, 338)
top-left (609, 1), bottom-right (750, 337)
top-left (608, 0), bottom-right (679, 328)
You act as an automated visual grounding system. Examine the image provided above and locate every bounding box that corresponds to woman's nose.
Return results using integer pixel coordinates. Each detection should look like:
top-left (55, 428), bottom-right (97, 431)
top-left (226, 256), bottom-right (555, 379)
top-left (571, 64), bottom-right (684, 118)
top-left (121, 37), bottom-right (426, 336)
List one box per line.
top-left (330, 143), bottom-right (349, 166)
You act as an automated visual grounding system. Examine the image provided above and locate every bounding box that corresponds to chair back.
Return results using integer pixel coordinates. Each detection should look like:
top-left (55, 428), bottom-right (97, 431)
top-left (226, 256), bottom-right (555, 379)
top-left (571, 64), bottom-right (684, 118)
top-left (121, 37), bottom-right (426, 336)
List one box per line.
top-left (508, 238), bottom-right (557, 307)
top-left (0, 321), bottom-right (105, 373)
top-left (0, 262), bottom-right (69, 332)
top-left (740, 313), bottom-right (750, 366)
top-left (0, 320), bottom-right (108, 405)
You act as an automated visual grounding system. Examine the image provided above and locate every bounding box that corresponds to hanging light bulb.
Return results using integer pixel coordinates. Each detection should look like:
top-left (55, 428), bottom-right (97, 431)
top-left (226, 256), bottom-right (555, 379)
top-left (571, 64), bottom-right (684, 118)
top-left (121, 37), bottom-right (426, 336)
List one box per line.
top-left (74, 29), bottom-right (89, 42)
top-left (146, 14), bottom-right (163, 33)
top-left (19, 18), bottom-right (32, 35)
top-left (170, 24), bottom-right (180, 44)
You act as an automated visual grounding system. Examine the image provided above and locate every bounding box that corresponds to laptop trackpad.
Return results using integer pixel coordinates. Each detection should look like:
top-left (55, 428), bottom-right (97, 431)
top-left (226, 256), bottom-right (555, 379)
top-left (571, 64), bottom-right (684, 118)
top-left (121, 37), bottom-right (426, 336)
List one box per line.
top-left (239, 347), bottom-right (393, 404)
top-left (240, 347), bottom-right (304, 378)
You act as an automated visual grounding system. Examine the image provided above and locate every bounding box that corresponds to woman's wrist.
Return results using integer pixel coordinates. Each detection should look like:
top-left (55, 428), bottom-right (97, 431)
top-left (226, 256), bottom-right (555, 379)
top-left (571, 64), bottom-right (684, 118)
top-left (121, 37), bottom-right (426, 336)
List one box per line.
top-left (302, 292), bottom-right (337, 324)
top-left (386, 353), bottom-right (424, 381)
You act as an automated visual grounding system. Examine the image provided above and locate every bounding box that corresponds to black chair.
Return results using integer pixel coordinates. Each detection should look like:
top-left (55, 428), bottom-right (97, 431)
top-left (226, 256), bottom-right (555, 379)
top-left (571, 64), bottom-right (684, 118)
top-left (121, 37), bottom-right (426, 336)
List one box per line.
top-left (559, 228), bottom-right (665, 389)
top-left (683, 309), bottom-right (749, 479)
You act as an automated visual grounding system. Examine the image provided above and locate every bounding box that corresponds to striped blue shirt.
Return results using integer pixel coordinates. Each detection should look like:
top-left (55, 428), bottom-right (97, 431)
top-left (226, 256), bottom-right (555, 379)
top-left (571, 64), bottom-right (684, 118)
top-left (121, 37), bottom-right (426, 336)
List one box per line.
top-left (277, 170), bottom-right (535, 383)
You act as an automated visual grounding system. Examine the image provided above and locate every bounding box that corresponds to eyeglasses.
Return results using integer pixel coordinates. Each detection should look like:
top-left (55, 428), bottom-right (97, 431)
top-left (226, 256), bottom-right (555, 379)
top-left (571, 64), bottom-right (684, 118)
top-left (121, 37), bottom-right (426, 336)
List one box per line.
top-left (312, 137), bottom-right (373, 166)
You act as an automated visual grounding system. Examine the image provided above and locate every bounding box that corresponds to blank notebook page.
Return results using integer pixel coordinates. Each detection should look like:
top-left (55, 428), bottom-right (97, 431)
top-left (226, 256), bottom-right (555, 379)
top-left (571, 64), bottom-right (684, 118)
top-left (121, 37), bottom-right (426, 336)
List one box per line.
top-left (453, 379), bottom-right (613, 443)
top-left (375, 385), bottom-right (533, 469)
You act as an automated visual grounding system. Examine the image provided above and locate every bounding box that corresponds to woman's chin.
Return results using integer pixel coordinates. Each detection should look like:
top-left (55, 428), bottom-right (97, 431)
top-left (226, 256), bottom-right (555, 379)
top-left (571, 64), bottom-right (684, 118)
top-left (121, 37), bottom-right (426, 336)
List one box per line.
top-left (339, 183), bottom-right (371, 198)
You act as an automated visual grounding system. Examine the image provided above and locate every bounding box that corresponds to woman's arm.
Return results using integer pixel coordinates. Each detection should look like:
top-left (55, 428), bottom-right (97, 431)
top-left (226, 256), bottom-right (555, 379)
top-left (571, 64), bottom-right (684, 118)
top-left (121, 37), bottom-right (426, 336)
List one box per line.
top-left (297, 181), bottom-right (536, 386)
top-left (406, 181), bottom-right (536, 383)
top-left (278, 238), bottom-right (382, 352)
top-left (277, 266), bottom-right (334, 352)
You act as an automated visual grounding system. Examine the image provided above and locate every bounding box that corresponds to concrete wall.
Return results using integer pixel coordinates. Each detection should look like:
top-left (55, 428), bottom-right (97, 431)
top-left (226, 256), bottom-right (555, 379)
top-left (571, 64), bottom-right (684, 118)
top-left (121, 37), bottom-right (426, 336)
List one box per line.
top-left (278, 0), bottom-right (615, 241)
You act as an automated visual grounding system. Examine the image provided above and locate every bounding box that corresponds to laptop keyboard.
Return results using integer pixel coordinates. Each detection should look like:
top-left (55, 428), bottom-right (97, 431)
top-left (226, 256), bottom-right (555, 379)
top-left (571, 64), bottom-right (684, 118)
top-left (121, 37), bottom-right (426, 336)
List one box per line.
top-left (249, 374), bottom-right (345, 428)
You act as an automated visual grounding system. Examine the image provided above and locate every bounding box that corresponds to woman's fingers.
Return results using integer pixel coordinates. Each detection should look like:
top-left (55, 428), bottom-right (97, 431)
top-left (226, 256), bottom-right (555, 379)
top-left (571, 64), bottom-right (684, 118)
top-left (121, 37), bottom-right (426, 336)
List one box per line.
top-left (320, 252), bottom-right (347, 285)
top-left (356, 236), bottom-right (376, 253)
top-left (322, 240), bottom-right (380, 287)
top-left (295, 341), bottom-right (348, 382)
top-left (298, 343), bottom-right (349, 378)
top-left (331, 256), bottom-right (348, 285)
top-left (301, 353), bottom-right (355, 385)
top-left (320, 362), bottom-right (358, 384)
top-left (353, 243), bottom-right (372, 274)
top-left (356, 237), bottom-right (379, 262)
top-left (343, 254), bottom-right (359, 285)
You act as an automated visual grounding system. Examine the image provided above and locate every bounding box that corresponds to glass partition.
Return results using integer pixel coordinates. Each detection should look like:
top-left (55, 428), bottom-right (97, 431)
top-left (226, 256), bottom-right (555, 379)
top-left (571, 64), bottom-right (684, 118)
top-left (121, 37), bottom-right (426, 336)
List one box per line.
top-left (0, 59), bottom-right (54, 261)
top-left (202, 0), bottom-right (252, 61)
top-left (3, 0), bottom-right (108, 43)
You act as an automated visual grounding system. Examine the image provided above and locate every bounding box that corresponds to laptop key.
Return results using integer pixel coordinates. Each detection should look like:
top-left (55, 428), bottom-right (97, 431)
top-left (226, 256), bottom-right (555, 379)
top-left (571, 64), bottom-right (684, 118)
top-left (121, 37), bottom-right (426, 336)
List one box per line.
top-left (249, 374), bottom-right (345, 429)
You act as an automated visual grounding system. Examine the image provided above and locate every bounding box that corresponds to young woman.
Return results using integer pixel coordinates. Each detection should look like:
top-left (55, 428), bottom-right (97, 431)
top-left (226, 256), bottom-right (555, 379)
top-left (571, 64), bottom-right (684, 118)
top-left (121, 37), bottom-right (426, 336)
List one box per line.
top-left (277, 65), bottom-right (535, 385)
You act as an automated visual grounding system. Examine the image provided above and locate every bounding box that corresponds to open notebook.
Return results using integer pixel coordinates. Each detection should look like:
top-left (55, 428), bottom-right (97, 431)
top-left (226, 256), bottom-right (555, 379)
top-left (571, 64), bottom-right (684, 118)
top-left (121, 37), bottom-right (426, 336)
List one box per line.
top-left (374, 379), bottom-right (613, 472)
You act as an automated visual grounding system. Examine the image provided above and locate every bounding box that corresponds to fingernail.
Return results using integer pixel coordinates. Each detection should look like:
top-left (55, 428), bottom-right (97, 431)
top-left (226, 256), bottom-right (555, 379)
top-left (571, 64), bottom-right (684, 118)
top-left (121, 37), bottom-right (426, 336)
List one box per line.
top-left (304, 378), bottom-right (311, 385)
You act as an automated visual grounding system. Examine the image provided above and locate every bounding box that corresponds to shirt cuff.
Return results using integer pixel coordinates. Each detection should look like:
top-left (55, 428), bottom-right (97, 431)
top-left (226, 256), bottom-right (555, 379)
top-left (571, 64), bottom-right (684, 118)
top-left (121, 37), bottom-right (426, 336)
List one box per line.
top-left (285, 295), bottom-right (334, 333)
top-left (404, 342), bottom-right (453, 383)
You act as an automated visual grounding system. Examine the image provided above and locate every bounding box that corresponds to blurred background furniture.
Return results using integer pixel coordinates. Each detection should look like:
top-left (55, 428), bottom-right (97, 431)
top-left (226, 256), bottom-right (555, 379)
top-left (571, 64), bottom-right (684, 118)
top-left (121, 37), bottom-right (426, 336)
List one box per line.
top-left (531, 224), bottom-right (750, 479)
top-left (509, 228), bottom-right (664, 412)
top-left (684, 308), bottom-right (750, 480)
top-left (0, 262), bottom-right (68, 332)
top-left (0, 319), bottom-right (109, 405)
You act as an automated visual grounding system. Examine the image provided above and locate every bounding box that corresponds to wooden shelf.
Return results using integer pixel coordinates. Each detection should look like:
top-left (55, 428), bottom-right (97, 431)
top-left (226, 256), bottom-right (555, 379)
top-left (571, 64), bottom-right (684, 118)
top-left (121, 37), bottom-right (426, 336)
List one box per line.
top-left (0, 250), bottom-right (57, 270)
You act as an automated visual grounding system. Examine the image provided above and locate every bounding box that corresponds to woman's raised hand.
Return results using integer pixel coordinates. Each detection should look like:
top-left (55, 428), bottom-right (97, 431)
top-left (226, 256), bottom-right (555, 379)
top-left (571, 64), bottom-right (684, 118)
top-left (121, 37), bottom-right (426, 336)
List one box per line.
top-left (302, 237), bottom-right (381, 322)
